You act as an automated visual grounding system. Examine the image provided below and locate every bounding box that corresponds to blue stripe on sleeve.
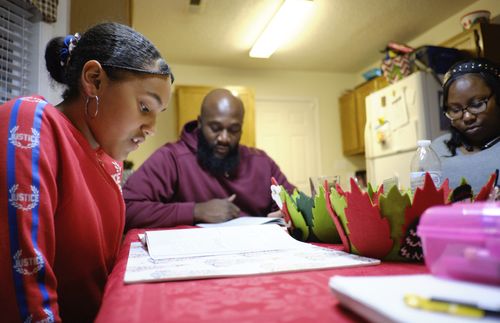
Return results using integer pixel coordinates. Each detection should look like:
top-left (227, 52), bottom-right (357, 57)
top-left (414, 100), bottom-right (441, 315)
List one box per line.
top-left (7, 98), bottom-right (54, 321)
top-left (7, 98), bottom-right (29, 320)
top-left (31, 101), bottom-right (54, 318)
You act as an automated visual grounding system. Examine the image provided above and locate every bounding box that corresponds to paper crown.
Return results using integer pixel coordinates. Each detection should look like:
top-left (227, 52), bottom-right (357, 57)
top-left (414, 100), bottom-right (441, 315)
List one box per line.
top-left (280, 172), bottom-right (497, 262)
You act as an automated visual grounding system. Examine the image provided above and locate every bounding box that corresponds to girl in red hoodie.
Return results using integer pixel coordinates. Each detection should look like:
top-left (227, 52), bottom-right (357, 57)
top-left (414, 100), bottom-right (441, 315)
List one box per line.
top-left (0, 22), bottom-right (174, 322)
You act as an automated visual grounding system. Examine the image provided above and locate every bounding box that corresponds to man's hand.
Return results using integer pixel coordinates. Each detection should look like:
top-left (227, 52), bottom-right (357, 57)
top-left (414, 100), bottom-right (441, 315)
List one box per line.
top-left (193, 194), bottom-right (240, 223)
top-left (266, 210), bottom-right (284, 218)
top-left (267, 210), bottom-right (293, 233)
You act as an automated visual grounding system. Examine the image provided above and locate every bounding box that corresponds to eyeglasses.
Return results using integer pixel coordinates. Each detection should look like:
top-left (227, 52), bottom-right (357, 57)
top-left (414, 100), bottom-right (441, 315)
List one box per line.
top-left (444, 93), bottom-right (494, 121)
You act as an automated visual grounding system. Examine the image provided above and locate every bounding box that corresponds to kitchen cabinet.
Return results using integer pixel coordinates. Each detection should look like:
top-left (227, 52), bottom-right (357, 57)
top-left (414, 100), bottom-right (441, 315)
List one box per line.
top-left (440, 23), bottom-right (500, 63)
top-left (70, 0), bottom-right (131, 33)
top-left (175, 85), bottom-right (256, 147)
top-left (339, 91), bottom-right (358, 155)
top-left (339, 76), bottom-right (388, 156)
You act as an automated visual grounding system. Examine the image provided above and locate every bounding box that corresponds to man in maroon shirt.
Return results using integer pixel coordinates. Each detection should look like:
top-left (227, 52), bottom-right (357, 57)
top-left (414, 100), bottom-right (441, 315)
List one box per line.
top-left (123, 89), bottom-right (295, 230)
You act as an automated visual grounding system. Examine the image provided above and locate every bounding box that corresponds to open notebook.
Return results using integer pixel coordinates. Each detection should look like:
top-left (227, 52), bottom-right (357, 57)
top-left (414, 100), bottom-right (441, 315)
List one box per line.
top-left (125, 225), bottom-right (380, 283)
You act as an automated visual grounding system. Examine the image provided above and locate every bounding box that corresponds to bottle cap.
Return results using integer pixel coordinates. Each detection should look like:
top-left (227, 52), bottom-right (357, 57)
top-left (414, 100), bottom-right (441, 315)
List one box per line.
top-left (417, 139), bottom-right (431, 147)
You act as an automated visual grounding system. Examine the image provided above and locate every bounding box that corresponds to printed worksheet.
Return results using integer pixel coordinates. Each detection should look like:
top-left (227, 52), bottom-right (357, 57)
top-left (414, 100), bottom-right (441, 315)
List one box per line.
top-left (125, 225), bottom-right (380, 283)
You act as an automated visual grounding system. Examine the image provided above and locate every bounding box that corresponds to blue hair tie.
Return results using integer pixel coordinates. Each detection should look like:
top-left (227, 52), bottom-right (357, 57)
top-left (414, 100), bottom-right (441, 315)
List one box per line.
top-left (59, 33), bottom-right (80, 67)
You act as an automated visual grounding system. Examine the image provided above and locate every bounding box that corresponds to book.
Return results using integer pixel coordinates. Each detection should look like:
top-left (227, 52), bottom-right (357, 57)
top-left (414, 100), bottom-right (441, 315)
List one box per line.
top-left (196, 216), bottom-right (285, 228)
top-left (124, 225), bottom-right (380, 283)
top-left (329, 274), bottom-right (500, 323)
top-left (144, 225), bottom-right (296, 260)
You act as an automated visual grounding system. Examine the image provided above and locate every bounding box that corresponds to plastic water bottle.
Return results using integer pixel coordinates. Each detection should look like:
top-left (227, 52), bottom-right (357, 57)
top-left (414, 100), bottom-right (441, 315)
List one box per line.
top-left (410, 140), bottom-right (442, 192)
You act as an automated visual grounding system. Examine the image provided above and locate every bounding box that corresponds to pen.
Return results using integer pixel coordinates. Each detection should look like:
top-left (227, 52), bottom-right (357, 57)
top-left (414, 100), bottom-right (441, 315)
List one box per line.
top-left (404, 293), bottom-right (500, 318)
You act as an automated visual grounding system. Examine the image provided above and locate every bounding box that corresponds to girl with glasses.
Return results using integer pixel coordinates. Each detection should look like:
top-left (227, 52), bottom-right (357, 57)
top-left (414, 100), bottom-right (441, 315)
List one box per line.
top-left (431, 58), bottom-right (500, 193)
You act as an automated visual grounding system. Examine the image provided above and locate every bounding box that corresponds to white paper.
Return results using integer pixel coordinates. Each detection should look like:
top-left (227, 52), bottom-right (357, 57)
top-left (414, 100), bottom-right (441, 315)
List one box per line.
top-left (124, 241), bottom-right (380, 284)
top-left (145, 224), bottom-right (300, 260)
top-left (329, 274), bottom-right (500, 323)
top-left (196, 216), bottom-right (285, 228)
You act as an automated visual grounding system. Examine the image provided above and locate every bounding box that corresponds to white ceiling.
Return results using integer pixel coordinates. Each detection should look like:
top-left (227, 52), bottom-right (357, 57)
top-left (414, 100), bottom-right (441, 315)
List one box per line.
top-left (132, 0), bottom-right (478, 73)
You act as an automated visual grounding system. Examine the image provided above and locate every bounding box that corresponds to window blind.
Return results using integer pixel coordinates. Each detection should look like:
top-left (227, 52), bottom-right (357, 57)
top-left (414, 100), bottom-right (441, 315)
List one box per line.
top-left (0, 0), bottom-right (34, 104)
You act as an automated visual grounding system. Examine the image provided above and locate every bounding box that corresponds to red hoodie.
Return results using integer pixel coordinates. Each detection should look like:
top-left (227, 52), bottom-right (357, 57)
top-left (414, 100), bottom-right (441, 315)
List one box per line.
top-left (0, 97), bottom-right (125, 322)
top-left (124, 121), bottom-right (295, 230)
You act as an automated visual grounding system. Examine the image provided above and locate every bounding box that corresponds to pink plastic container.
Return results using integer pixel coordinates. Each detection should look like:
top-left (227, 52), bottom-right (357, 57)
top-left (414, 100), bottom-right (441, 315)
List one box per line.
top-left (417, 202), bottom-right (500, 285)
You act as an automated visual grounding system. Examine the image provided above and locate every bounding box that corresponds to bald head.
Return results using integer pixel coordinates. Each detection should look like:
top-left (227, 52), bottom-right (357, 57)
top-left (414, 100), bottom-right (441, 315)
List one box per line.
top-left (197, 89), bottom-right (245, 159)
top-left (200, 88), bottom-right (244, 120)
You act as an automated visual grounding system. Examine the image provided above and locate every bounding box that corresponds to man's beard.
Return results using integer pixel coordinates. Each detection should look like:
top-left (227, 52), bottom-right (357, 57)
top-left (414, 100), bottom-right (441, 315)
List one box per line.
top-left (197, 131), bottom-right (240, 176)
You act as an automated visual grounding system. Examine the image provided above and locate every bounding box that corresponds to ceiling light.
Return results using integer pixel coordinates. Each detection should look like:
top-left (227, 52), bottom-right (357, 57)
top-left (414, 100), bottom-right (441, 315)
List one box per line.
top-left (249, 0), bottom-right (315, 59)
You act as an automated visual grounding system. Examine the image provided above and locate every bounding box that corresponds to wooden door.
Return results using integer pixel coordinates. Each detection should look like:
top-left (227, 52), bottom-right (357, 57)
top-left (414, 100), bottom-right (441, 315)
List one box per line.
top-left (354, 79), bottom-right (378, 154)
top-left (339, 91), bottom-right (360, 155)
top-left (70, 0), bottom-right (131, 33)
top-left (441, 23), bottom-right (500, 63)
top-left (175, 85), bottom-right (255, 147)
top-left (340, 76), bottom-right (388, 156)
top-left (440, 25), bottom-right (480, 57)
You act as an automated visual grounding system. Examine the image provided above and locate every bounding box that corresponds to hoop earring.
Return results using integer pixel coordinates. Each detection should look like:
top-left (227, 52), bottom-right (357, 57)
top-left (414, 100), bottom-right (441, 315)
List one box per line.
top-left (85, 96), bottom-right (99, 118)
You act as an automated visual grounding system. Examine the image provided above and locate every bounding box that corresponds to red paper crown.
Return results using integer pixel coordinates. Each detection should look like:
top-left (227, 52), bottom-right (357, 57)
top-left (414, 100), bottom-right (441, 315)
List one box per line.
top-left (324, 172), bottom-right (497, 261)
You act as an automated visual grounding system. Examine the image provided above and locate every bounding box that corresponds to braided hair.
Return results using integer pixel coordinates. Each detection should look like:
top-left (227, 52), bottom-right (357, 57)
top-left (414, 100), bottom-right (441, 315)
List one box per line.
top-left (45, 22), bottom-right (174, 101)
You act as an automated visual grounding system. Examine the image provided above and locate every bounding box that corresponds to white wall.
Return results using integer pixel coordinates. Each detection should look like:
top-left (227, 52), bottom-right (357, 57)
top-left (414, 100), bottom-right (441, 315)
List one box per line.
top-left (34, 0), bottom-right (70, 104)
top-left (127, 64), bottom-right (364, 188)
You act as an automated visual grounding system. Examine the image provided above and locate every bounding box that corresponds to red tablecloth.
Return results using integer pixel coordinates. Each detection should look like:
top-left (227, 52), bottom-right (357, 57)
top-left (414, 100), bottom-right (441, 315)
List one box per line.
top-left (95, 228), bottom-right (428, 323)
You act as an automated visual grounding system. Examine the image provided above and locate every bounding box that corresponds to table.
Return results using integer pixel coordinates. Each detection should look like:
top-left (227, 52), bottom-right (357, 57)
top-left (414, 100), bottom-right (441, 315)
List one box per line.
top-left (95, 228), bottom-right (428, 323)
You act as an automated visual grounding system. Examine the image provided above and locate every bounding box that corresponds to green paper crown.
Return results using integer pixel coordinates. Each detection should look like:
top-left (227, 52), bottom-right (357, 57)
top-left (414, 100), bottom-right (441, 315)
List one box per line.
top-left (280, 172), bottom-right (497, 262)
top-left (279, 185), bottom-right (340, 243)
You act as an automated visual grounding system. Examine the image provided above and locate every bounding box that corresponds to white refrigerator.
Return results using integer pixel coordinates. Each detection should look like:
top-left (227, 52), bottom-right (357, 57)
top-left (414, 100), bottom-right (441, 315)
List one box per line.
top-left (364, 71), bottom-right (447, 189)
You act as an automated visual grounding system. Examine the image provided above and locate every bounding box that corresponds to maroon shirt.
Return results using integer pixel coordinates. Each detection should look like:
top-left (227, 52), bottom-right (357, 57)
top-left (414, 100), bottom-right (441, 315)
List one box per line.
top-left (123, 121), bottom-right (295, 230)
